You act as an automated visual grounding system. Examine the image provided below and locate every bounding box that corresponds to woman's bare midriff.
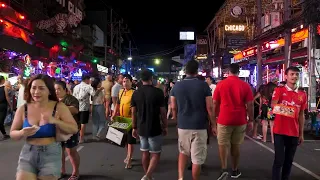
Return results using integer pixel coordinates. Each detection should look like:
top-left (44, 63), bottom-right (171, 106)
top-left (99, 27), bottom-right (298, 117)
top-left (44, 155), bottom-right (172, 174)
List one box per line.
top-left (26, 137), bottom-right (56, 146)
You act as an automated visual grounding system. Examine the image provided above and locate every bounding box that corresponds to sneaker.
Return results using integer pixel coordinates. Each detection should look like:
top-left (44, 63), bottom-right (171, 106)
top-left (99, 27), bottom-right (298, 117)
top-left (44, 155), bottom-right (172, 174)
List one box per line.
top-left (231, 169), bottom-right (242, 178)
top-left (253, 136), bottom-right (262, 140)
top-left (141, 175), bottom-right (154, 180)
top-left (217, 169), bottom-right (228, 180)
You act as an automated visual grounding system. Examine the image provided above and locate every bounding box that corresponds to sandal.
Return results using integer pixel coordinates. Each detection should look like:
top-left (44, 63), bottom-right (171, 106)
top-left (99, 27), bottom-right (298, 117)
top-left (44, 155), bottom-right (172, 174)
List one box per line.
top-left (59, 173), bottom-right (67, 179)
top-left (125, 163), bottom-right (132, 169)
top-left (125, 158), bottom-right (133, 169)
top-left (124, 157), bottom-right (134, 163)
top-left (68, 175), bottom-right (80, 180)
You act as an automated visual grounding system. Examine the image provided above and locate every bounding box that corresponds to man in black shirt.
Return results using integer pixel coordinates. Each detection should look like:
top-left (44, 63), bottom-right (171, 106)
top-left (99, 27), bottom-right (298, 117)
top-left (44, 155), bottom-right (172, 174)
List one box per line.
top-left (131, 70), bottom-right (168, 180)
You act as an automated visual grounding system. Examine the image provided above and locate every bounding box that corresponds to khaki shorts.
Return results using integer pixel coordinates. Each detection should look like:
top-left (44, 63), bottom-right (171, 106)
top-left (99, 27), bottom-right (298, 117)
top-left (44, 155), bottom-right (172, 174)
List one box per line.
top-left (178, 129), bottom-right (207, 165)
top-left (217, 124), bottom-right (247, 146)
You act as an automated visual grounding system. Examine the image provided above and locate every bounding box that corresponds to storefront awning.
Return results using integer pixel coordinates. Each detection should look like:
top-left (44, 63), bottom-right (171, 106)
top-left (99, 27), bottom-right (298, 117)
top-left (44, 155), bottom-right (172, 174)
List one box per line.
top-left (264, 49), bottom-right (307, 64)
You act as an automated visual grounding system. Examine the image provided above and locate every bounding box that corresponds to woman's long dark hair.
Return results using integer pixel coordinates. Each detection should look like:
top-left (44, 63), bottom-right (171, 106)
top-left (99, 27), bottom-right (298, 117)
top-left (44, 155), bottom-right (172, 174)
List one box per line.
top-left (91, 77), bottom-right (101, 90)
top-left (25, 74), bottom-right (58, 103)
top-left (22, 78), bottom-right (30, 101)
top-left (257, 84), bottom-right (265, 95)
top-left (261, 82), bottom-right (277, 100)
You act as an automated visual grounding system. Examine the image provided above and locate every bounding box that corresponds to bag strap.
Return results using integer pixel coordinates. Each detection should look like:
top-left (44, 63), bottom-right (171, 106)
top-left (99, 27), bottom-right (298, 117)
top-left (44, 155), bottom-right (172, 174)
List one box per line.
top-left (24, 104), bottom-right (28, 119)
top-left (52, 102), bottom-right (58, 117)
top-left (119, 89), bottom-right (125, 103)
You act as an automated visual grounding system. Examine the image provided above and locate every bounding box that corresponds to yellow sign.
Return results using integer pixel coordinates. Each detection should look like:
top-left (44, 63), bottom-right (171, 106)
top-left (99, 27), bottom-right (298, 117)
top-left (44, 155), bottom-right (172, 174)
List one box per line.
top-left (225, 25), bottom-right (245, 31)
top-left (229, 50), bottom-right (241, 54)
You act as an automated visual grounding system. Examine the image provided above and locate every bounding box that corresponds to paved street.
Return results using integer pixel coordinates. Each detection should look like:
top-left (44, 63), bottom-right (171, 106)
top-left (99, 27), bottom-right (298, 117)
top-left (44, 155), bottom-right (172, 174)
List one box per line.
top-left (1, 123), bottom-right (320, 180)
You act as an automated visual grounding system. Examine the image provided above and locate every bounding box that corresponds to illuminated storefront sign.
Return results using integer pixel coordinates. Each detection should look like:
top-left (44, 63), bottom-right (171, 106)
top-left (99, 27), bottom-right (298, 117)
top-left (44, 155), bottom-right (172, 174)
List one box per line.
top-left (56, 0), bottom-right (83, 20)
top-left (223, 70), bottom-right (250, 77)
top-left (233, 29), bottom-right (309, 61)
top-left (242, 48), bottom-right (257, 57)
top-left (225, 25), bottom-right (246, 32)
top-left (97, 64), bottom-right (108, 73)
top-left (229, 50), bottom-right (241, 54)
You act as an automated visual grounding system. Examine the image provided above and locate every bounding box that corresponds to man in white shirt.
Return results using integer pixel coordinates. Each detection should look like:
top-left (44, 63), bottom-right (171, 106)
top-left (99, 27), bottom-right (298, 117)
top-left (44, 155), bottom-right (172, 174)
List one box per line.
top-left (111, 74), bottom-right (124, 114)
top-left (73, 75), bottom-right (98, 143)
top-left (205, 76), bottom-right (216, 95)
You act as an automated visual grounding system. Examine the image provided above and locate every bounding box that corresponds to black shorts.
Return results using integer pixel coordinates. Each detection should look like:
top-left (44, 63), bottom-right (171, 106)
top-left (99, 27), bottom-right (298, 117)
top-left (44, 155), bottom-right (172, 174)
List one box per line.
top-left (61, 132), bottom-right (79, 149)
top-left (254, 106), bottom-right (260, 120)
top-left (79, 111), bottom-right (90, 124)
top-left (127, 129), bottom-right (136, 145)
top-left (260, 104), bottom-right (274, 121)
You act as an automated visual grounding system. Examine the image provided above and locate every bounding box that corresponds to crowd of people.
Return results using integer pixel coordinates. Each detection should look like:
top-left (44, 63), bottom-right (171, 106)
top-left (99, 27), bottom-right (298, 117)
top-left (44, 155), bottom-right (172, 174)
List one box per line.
top-left (0, 59), bottom-right (308, 180)
top-left (0, 71), bottom-right (170, 180)
top-left (171, 61), bottom-right (306, 180)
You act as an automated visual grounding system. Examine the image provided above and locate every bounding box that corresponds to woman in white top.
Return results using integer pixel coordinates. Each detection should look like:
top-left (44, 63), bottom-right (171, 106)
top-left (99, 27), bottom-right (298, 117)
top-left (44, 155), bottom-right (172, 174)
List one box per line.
top-left (90, 77), bottom-right (106, 140)
top-left (16, 78), bottom-right (30, 108)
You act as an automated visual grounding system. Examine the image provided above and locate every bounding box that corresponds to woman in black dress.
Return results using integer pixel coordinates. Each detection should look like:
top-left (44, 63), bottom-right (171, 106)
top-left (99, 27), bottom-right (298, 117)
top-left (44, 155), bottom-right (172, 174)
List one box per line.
top-left (0, 76), bottom-right (11, 140)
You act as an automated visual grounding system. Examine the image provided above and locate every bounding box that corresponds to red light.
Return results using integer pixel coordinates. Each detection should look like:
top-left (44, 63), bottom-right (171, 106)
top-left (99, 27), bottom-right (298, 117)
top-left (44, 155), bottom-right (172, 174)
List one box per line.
top-left (0, 3), bottom-right (6, 7)
top-left (0, 19), bottom-right (3, 23)
top-left (19, 15), bottom-right (25, 19)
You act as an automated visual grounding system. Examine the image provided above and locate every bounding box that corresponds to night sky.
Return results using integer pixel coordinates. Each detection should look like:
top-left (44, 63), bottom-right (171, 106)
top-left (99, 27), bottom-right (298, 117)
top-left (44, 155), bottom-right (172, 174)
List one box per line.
top-left (84, 1), bottom-right (225, 57)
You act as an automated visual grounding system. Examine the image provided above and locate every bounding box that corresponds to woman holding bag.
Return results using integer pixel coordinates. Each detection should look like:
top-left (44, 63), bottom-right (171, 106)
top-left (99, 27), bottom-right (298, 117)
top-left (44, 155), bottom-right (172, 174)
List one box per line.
top-left (10, 74), bottom-right (78, 180)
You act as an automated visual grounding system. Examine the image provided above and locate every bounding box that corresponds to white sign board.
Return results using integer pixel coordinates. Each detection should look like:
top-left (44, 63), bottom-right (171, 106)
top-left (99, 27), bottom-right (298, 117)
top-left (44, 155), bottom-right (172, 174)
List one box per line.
top-left (97, 64), bottom-right (108, 73)
top-left (239, 70), bottom-right (250, 77)
top-left (106, 127), bottom-right (124, 145)
top-left (179, 31), bottom-right (194, 40)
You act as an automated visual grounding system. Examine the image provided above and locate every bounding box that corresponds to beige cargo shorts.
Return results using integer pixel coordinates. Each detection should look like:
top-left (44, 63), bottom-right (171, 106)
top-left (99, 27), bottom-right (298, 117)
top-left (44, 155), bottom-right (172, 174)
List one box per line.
top-left (178, 129), bottom-right (208, 165)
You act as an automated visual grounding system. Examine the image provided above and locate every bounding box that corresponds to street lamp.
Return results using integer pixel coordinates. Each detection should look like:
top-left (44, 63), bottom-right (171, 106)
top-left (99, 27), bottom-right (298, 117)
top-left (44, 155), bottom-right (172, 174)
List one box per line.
top-left (128, 56), bottom-right (132, 60)
top-left (154, 59), bottom-right (161, 65)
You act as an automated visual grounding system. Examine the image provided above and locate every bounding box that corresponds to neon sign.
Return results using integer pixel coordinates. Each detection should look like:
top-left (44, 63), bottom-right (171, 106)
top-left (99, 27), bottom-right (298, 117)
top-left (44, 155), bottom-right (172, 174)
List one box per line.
top-left (243, 48), bottom-right (256, 57)
top-left (233, 28), bottom-right (309, 61)
top-left (56, 0), bottom-right (83, 20)
top-left (73, 69), bottom-right (82, 77)
top-left (38, 61), bottom-right (44, 69)
top-left (225, 25), bottom-right (245, 32)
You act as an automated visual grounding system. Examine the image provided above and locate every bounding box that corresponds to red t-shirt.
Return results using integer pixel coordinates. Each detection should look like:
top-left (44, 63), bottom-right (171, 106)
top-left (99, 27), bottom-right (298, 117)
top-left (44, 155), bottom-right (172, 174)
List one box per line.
top-left (272, 86), bottom-right (307, 137)
top-left (213, 76), bottom-right (254, 126)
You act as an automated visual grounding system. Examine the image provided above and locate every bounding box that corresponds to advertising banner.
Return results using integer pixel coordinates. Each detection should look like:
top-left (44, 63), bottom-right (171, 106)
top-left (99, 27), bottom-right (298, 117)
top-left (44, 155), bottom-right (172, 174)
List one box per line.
top-left (184, 44), bottom-right (196, 65)
top-left (196, 35), bottom-right (208, 60)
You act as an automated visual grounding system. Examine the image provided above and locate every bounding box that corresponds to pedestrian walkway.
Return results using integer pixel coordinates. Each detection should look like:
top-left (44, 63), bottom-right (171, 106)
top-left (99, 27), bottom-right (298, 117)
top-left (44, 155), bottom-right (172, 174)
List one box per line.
top-left (0, 123), bottom-right (319, 179)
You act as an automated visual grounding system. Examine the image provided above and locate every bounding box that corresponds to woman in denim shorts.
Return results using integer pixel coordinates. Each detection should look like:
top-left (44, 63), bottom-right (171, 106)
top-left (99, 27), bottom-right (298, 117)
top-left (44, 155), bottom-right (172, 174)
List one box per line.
top-left (10, 75), bottom-right (78, 180)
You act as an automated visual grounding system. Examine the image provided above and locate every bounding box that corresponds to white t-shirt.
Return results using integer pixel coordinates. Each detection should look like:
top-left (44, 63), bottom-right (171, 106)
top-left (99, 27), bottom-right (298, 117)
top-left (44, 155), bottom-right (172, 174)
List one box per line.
top-left (210, 84), bottom-right (216, 96)
top-left (17, 85), bottom-right (26, 108)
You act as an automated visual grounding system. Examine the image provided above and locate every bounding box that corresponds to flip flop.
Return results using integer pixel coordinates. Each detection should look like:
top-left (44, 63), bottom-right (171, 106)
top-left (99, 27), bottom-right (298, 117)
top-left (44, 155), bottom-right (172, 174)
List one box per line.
top-left (59, 173), bottom-right (67, 180)
top-left (125, 163), bottom-right (132, 169)
top-left (124, 157), bottom-right (134, 163)
top-left (68, 175), bottom-right (80, 180)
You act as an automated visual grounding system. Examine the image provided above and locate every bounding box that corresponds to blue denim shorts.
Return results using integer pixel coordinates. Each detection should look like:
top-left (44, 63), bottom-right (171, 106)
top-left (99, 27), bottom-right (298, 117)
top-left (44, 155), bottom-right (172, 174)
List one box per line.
top-left (139, 135), bottom-right (163, 153)
top-left (17, 142), bottom-right (62, 177)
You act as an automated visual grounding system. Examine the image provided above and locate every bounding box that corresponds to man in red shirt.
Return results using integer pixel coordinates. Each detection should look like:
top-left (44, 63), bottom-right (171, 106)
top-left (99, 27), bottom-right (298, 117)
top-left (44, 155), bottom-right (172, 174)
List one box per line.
top-left (213, 64), bottom-right (254, 179)
top-left (271, 66), bottom-right (307, 180)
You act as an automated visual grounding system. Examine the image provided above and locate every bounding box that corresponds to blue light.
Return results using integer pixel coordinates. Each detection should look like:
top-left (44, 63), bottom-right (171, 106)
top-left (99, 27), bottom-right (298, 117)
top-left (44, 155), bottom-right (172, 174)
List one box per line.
top-left (148, 68), bottom-right (154, 72)
top-left (120, 68), bottom-right (126, 74)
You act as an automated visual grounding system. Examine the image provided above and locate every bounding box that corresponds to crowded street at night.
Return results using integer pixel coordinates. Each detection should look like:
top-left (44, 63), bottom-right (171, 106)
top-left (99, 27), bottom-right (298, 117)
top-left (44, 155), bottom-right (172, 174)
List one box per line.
top-left (1, 0), bottom-right (320, 180)
top-left (0, 123), bottom-right (320, 180)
